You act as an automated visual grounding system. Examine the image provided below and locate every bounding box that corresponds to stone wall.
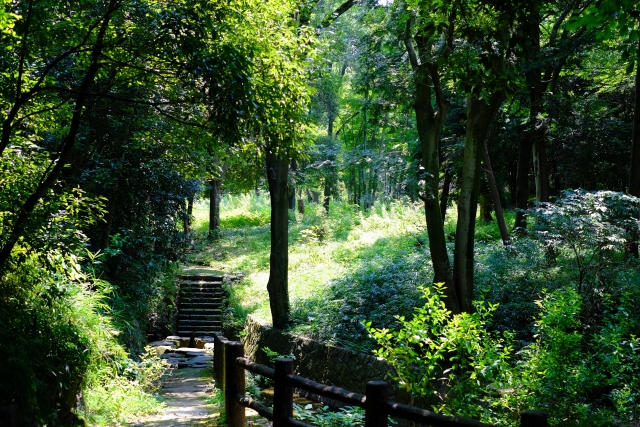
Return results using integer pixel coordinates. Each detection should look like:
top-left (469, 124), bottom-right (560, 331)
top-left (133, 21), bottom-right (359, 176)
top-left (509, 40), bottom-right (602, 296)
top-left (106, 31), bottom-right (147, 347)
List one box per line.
top-left (242, 315), bottom-right (412, 404)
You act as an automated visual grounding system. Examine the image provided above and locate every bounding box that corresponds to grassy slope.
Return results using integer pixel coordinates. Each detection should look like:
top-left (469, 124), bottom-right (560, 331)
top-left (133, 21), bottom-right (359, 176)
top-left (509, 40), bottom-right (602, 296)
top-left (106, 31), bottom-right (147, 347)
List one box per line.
top-left (187, 193), bottom-right (514, 349)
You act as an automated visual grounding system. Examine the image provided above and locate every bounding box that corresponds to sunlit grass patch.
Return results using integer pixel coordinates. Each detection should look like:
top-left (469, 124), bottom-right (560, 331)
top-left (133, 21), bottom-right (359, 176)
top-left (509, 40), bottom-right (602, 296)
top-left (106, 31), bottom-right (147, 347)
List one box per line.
top-left (82, 376), bottom-right (165, 425)
top-left (189, 194), bottom-right (512, 336)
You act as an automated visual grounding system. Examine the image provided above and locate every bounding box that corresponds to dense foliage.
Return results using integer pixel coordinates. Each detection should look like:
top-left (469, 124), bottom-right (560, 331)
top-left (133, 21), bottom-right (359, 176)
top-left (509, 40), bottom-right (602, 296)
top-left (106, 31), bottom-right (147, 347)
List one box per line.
top-left (2, 0), bottom-right (640, 425)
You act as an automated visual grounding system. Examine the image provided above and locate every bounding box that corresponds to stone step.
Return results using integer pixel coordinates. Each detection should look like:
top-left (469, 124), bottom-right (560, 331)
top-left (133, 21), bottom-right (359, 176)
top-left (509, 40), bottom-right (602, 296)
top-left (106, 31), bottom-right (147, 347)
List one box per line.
top-left (178, 310), bottom-right (222, 321)
top-left (177, 330), bottom-right (220, 336)
top-left (180, 289), bottom-right (223, 296)
top-left (179, 307), bottom-right (221, 313)
top-left (180, 296), bottom-right (221, 301)
top-left (178, 319), bottom-right (222, 326)
top-left (179, 282), bottom-right (223, 288)
top-left (176, 275), bottom-right (225, 337)
top-left (180, 291), bottom-right (223, 297)
top-left (180, 298), bottom-right (222, 307)
top-left (180, 288), bottom-right (222, 293)
top-left (180, 292), bottom-right (223, 298)
top-left (178, 323), bottom-right (222, 331)
top-left (179, 274), bottom-right (223, 282)
top-left (179, 302), bottom-right (220, 313)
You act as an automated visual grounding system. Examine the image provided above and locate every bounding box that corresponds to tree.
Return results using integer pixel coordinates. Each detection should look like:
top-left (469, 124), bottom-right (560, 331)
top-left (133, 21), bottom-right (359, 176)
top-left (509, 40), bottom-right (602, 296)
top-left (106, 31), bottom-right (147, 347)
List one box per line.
top-left (569, 0), bottom-right (640, 255)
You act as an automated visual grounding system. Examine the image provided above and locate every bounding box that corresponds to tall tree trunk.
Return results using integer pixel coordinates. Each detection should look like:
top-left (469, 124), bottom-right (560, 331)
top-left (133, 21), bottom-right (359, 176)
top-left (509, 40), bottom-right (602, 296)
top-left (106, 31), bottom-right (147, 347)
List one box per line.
top-left (209, 179), bottom-right (221, 238)
top-left (323, 176), bottom-right (331, 213)
top-left (479, 195), bottom-right (493, 222)
top-left (266, 151), bottom-right (290, 329)
top-left (527, 9), bottom-right (550, 203)
top-left (440, 168), bottom-right (452, 221)
top-left (288, 160), bottom-right (297, 211)
top-left (532, 130), bottom-right (549, 203)
top-left (453, 94), bottom-right (504, 313)
top-left (101, 198), bottom-right (116, 250)
top-left (483, 139), bottom-right (510, 245)
top-left (324, 115), bottom-right (335, 213)
top-left (514, 130), bottom-right (533, 230)
top-left (628, 41), bottom-right (640, 257)
top-left (184, 194), bottom-right (194, 234)
top-left (404, 16), bottom-right (458, 312)
top-left (413, 65), bottom-right (458, 313)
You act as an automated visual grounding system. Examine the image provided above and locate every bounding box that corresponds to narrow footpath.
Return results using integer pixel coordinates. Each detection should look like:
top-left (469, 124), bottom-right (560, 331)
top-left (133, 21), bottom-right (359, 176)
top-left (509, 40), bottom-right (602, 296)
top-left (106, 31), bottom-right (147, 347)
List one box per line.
top-left (132, 336), bottom-right (221, 427)
top-left (131, 269), bottom-right (268, 426)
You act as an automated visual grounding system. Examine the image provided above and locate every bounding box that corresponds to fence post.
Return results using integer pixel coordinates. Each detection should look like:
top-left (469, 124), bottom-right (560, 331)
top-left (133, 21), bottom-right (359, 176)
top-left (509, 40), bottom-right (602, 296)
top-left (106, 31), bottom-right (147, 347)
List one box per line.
top-left (214, 335), bottom-right (228, 389)
top-left (365, 381), bottom-right (388, 427)
top-left (225, 341), bottom-right (246, 427)
top-left (273, 358), bottom-right (294, 427)
top-left (521, 410), bottom-right (548, 427)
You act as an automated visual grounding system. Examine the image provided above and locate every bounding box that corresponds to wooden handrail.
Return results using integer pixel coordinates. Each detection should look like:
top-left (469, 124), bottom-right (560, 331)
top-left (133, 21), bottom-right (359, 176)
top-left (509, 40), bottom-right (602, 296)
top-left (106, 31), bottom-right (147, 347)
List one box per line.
top-left (286, 373), bottom-right (366, 406)
top-left (236, 393), bottom-right (274, 420)
top-left (215, 337), bottom-right (549, 427)
top-left (386, 401), bottom-right (492, 427)
top-left (235, 357), bottom-right (275, 378)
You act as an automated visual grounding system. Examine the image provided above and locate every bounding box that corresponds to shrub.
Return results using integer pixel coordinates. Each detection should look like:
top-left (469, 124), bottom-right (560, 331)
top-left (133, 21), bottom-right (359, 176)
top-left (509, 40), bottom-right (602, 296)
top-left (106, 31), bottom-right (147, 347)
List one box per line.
top-left (503, 288), bottom-right (640, 426)
top-left (0, 256), bottom-right (92, 426)
top-left (366, 283), bottom-right (512, 421)
top-left (294, 404), bottom-right (365, 427)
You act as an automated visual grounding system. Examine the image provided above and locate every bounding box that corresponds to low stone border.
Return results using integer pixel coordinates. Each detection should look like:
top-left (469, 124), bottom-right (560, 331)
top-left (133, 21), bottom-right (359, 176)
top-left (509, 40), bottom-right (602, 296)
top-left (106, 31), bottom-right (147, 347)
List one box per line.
top-left (242, 315), bottom-right (413, 405)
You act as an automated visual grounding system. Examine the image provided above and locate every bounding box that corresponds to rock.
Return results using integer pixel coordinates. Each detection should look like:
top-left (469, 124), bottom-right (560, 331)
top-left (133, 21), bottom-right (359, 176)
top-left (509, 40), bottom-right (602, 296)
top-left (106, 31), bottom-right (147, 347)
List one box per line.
top-left (152, 345), bottom-right (174, 356)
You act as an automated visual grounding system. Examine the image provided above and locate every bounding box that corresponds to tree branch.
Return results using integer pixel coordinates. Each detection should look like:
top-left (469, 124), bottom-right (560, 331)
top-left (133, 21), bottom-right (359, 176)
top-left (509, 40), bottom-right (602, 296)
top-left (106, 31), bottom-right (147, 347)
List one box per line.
top-left (0, 0), bottom-right (122, 268)
top-left (404, 17), bottom-right (419, 71)
top-left (320, 0), bottom-right (355, 28)
top-left (0, 15), bottom-right (106, 156)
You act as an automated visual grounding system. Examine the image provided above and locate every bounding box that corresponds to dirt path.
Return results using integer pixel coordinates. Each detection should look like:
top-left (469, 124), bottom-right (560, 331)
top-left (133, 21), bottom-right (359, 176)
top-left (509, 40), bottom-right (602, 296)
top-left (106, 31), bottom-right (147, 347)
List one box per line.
top-left (131, 339), bottom-right (269, 427)
top-left (132, 367), bottom-right (221, 427)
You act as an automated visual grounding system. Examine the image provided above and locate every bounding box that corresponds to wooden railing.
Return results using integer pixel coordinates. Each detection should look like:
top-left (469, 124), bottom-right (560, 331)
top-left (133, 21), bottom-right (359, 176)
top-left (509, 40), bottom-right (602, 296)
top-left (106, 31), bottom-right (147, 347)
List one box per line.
top-left (214, 336), bottom-right (548, 427)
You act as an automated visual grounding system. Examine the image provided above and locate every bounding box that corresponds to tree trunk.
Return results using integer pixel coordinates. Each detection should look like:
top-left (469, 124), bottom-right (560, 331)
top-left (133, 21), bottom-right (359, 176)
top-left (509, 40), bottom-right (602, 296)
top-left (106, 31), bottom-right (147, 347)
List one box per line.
top-left (209, 179), bottom-right (221, 238)
top-left (479, 195), bottom-right (493, 223)
top-left (527, 10), bottom-right (550, 204)
top-left (453, 94), bottom-right (504, 313)
top-left (288, 160), bottom-right (297, 211)
top-left (440, 168), bottom-right (452, 221)
top-left (483, 140), bottom-right (510, 245)
top-left (514, 130), bottom-right (533, 230)
top-left (412, 64), bottom-right (458, 313)
top-left (184, 195), bottom-right (194, 234)
top-left (100, 198), bottom-right (116, 250)
top-left (266, 151), bottom-right (290, 329)
top-left (323, 176), bottom-right (331, 213)
top-left (532, 131), bottom-right (549, 203)
top-left (628, 42), bottom-right (640, 257)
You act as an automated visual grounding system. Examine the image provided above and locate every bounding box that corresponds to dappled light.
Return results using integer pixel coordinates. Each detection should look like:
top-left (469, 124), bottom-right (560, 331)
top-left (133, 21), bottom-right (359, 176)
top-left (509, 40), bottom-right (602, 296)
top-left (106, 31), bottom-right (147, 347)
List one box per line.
top-left (2, 0), bottom-right (640, 425)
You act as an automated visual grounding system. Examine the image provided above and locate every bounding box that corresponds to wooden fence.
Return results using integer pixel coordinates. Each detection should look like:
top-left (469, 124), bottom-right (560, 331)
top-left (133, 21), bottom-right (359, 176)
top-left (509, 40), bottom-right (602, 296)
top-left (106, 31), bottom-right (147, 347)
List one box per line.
top-left (214, 336), bottom-right (548, 427)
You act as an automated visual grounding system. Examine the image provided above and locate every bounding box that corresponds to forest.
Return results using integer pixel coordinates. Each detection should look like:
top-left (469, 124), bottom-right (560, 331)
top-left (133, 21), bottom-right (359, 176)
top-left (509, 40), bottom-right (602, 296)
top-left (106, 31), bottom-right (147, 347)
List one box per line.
top-left (0, 0), bottom-right (639, 425)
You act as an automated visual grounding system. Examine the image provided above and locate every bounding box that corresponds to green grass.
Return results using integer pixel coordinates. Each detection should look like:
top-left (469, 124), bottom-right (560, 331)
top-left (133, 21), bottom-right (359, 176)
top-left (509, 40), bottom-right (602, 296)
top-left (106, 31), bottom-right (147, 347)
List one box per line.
top-left (188, 195), bottom-right (427, 324)
top-left (187, 194), bottom-right (516, 345)
top-left (187, 192), bottom-right (640, 426)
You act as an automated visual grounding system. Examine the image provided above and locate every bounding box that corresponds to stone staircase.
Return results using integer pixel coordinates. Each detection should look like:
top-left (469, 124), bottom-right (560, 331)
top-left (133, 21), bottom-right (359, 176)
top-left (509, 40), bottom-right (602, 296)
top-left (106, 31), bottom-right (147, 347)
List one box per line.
top-left (176, 274), bottom-right (224, 336)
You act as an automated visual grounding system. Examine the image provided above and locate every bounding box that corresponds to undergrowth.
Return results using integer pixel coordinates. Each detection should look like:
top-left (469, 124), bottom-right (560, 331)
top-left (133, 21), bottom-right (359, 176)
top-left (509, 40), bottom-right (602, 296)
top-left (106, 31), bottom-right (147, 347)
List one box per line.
top-left (190, 190), bottom-right (640, 426)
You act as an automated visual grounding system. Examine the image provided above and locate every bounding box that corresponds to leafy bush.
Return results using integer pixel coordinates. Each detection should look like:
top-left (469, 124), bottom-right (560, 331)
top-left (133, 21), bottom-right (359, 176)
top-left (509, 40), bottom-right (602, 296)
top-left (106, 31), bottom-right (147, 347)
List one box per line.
top-left (299, 225), bottom-right (328, 243)
top-left (475, 237), bottom-right (560, 345)
top-left (502, 287), bottom-right (640, 426)
top-left (0, 257), bottom-right (92, 426)
top-left (294, 404), bottom-right (365, 427)
top-left (0, 251), bottom-right (167, 426)
top-left (528, 190), bottom-right (639, 292)
top-left (366, 283), bottom-right (512, 421)
top-left (81, 347), bottom-right (167, 425)
top-left (221, 211), bottom-right (271, 228)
